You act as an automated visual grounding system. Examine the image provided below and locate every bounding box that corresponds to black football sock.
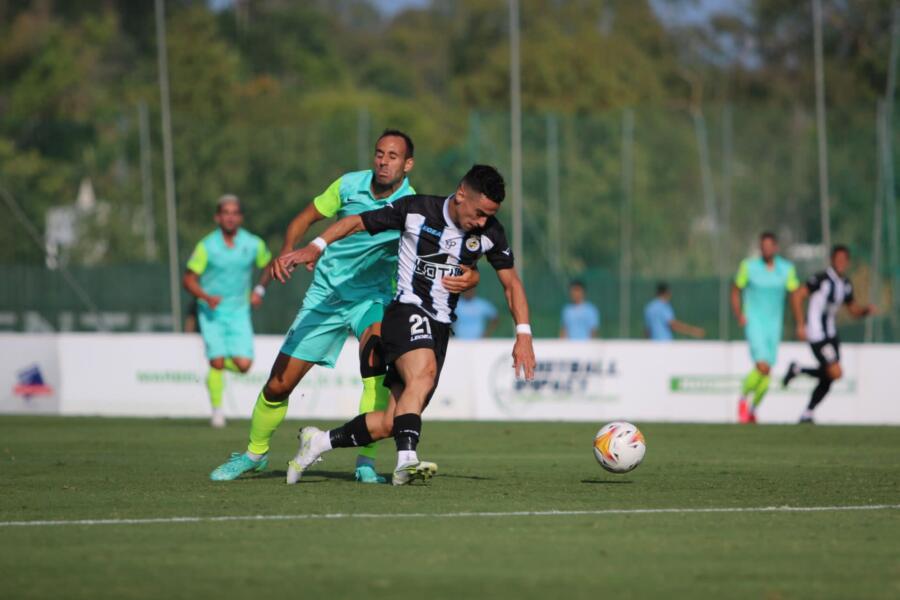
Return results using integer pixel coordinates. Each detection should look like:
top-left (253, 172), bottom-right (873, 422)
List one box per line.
top-left (328, 414), bottom-right (374, 448)
top-left (393, 413), bottom-right (422, 452)
top-left (807, 377), bottom-right (833, 411)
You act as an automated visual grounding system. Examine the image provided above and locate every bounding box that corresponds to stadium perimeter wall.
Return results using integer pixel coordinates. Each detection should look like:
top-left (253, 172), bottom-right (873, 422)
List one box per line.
top-left (1, 334), bottom-right (898, 425)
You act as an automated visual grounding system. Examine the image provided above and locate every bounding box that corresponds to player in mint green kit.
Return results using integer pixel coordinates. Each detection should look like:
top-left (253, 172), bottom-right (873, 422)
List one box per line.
top-left (209, 130), bottom-right (479, 483)
top-left (730, 232), bottom-right (804, 423)
top-left (183, 195), bottom-right (273, 428)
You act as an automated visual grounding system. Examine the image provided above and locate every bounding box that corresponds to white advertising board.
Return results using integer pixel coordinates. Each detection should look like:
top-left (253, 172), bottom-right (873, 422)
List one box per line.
top-left (0, 334), bottom-right (897, 424)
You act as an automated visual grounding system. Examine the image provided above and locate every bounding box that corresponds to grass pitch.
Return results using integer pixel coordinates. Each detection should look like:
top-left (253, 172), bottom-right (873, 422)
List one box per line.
top-left (1, 417), bottom-right (898, 599)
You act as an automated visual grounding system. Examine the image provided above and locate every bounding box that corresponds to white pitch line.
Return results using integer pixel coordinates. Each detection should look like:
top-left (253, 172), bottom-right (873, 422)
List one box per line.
top-left (1, 504), bottom-right (898, 528)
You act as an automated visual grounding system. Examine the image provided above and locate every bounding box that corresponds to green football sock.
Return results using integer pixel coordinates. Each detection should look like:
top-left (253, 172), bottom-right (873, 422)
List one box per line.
top-left (356, 375), bottom-right (389, 463)
top-left (223, 358), bottom-right (241, 373)
top-left (751, 375), bottom-right (771, 409)
top-left (247, 391), bottom-right (288, 455)
top-left (741, 369), bottom-right (762, 397)
top-left (207, 368), bottom-right (224, 408)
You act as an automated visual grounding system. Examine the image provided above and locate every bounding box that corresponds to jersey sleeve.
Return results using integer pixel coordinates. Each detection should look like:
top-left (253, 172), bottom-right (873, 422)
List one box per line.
top-left (360, 195), bottom-right (414, 234)
top-left (312, 177), bottom-right (343, 218)
top-left (590, 304), bottom-right (600, 329)
top-left (484, 221), bottom-right (514, 271)
top-left (663, 303), bottom-right (675, 322)
top-left (806, 273), bottom-right (824, 292)
top-left (255, 238), bottom-right (272, 268)
top-left (734, 260), bottom-right (750, 289)
top-left (186, 242), bottom-right (208, 275)
top-left (785, 265), bottom-right (800, 292)
top-left (844, 280), bottom-right (855, 304)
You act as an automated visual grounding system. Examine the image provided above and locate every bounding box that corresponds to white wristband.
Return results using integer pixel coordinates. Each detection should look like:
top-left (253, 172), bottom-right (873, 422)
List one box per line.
top-left (515, 324), bottom-right (532, 336)
top-left (253, 285), bottom-right (266, 297)
top-left (311, 237), bottom-right (327, 252)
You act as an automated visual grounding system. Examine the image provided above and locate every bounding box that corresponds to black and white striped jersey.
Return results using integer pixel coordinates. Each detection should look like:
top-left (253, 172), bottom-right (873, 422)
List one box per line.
top-left (360, 194), bottom-right (514, 323)
top-left (805, 268), bottom-right (854, 343)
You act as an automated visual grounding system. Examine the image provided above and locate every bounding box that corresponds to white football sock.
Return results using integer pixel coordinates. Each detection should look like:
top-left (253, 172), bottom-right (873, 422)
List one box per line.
top-left (396, 450), bottom-right (418, 469)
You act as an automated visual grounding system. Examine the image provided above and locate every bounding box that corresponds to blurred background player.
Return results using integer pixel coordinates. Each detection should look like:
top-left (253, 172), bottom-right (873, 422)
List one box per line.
top-left (560, 280), bottom-right (600, 339)
top-left (453, 288), bottom-right (498, 339)
top-left (731, 231), bottom-right (804, 424)
top-left (183, 195), bottom-right (272, 428)
top-left (783, 245), bottom-right (876, 423)
top-left (643, 282), bottom-right (705, 341)
top-left (279, 164), bottom-right (536, 485)
top-left (209, 130), bottom-right (479, 483)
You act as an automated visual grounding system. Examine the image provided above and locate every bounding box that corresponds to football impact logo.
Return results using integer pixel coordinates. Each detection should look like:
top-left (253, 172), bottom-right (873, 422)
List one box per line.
top-left (465, 236), bottom-right (481, 252)
top-left (13, 364), bottom-right (54, 400)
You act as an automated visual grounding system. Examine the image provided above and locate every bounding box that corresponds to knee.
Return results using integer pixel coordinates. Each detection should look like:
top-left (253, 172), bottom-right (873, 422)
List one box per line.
top-left (757, 363), bottom-right (771, 376)
top-left (209, 358), bottom-right (225, 370)
top-left (407, 369), bottom-right (437, 393)
top-left (264, 376), bottom-right (294, 400)
top-left (234, 358), bottom-right (252, 373)
top-left (371, 413), bottom-right (394, 440)
top-left (827, 364), bottom-right (842, 381)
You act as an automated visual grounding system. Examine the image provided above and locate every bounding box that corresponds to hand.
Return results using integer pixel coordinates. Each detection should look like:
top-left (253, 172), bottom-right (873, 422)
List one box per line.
top-left (250, 291), bottom-right (264, 309)
top-left (205, 295), bottom-right (222, 310)
top-left (737, 313), bottom-right (747, 327)
top-left (442, 265), bottom-right (480, 293)
top-left (795, 323), bottom-right (806, 341)
top-left (272, 244), bottom-right (322, 283)
top-left (512, 334), bottom-right (536, 381)
top-left (694, 327), bottom-right (706, 339)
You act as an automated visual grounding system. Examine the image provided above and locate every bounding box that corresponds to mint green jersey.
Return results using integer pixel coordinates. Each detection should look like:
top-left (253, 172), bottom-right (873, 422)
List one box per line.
top-left (186, 228), bottom-right (272, 313)
top-left (304, 170), bottom-right (415, 307)
top-left (735, 256), bottom-right (799, 327)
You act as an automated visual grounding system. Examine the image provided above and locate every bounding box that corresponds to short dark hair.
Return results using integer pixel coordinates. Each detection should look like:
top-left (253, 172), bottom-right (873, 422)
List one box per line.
top-left (377, 129), bottom-right (414, 158)
top-left (656, 282), bottom-right (670, 296)
top-left (461, 164), bottom-right (505, 203)
top-left (760, 231), bottom-right (777, 242)
top-left (569, 279), bottom-right (585, 290)
top-left (832, 244), bottom-right (850, 258)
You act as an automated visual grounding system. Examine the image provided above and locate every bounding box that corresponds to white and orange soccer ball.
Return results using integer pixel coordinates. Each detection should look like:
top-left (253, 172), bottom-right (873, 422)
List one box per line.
top-left (593, 421), bottom-right (646, 473)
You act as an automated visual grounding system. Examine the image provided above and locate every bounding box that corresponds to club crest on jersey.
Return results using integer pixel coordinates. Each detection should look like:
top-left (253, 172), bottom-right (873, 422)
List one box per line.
top-left (465, 236), bottom-right (481, 252)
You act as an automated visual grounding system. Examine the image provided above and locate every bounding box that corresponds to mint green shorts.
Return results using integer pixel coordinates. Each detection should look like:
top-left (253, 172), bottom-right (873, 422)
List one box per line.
top-left (199, 307), bottom-right (254, 360)
top-left (279, 299), bottom-right (384, 368)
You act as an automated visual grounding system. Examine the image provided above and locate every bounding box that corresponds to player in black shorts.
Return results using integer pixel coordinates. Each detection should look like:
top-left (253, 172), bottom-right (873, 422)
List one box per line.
top-left (783, 245), bottom-right (876, 423)
top-left (278, 164), bottom-right (537, 485)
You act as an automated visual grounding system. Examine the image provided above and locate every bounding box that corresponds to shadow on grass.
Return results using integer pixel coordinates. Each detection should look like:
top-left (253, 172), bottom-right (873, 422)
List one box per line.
top-left (440, 474), bottom-right (496, 481)
top-left (580, 479), bottom-right (634, 485)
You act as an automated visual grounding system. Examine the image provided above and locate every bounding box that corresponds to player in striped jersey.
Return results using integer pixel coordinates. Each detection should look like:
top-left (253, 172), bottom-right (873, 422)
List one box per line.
top-left (782, 245), bottom-right (876, 423)
top-left (279, 165), bottom-right (536, 485)
top-left (208, 131), bottom-right (480, 483)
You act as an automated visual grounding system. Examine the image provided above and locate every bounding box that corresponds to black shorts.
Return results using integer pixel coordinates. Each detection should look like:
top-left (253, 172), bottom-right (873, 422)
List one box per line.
top-left (381, 302), bottom-right (451, 394)
top-left (810, 337), bottom-right (841, 367)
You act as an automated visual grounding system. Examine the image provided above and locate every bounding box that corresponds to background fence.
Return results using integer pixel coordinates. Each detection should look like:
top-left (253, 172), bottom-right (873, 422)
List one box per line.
top-left (2, 104), bottom-right (898, 340)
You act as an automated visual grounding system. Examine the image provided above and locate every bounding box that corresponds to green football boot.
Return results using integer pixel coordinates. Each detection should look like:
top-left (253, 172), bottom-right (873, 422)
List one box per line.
top-left (355, 464), bottom-right (386, 484)
top-left (209, 452), bottom-right (268, 481)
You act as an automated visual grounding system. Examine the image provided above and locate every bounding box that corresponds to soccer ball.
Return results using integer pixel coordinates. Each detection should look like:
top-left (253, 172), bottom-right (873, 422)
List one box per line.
top-left (593, 421), bottom-right (646, 474)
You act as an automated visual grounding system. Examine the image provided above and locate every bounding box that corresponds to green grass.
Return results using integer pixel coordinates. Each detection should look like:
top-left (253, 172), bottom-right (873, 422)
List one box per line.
top-left (1, 417), bottom-right (898, 599)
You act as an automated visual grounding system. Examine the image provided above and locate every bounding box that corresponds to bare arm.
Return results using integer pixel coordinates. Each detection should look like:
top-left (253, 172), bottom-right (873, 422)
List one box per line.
top-left (281, 203), bottom-right (328, 253)
top-left (496, 267), bottom-right (536, 380)
top-left (670, 319), bottom-right (705, 338)
top-left (272, 215), bottom-right (366, 282)
top-left (182, 271), bottom-right (220, 309)
top-left (730, 284), bottom-right (746, 327)
top-left (791, 287), bottom-right (808, 340)
top-left (846, 300), bottom-right (875, 318)
top-left (270, 203), bottom-right (328, 283)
